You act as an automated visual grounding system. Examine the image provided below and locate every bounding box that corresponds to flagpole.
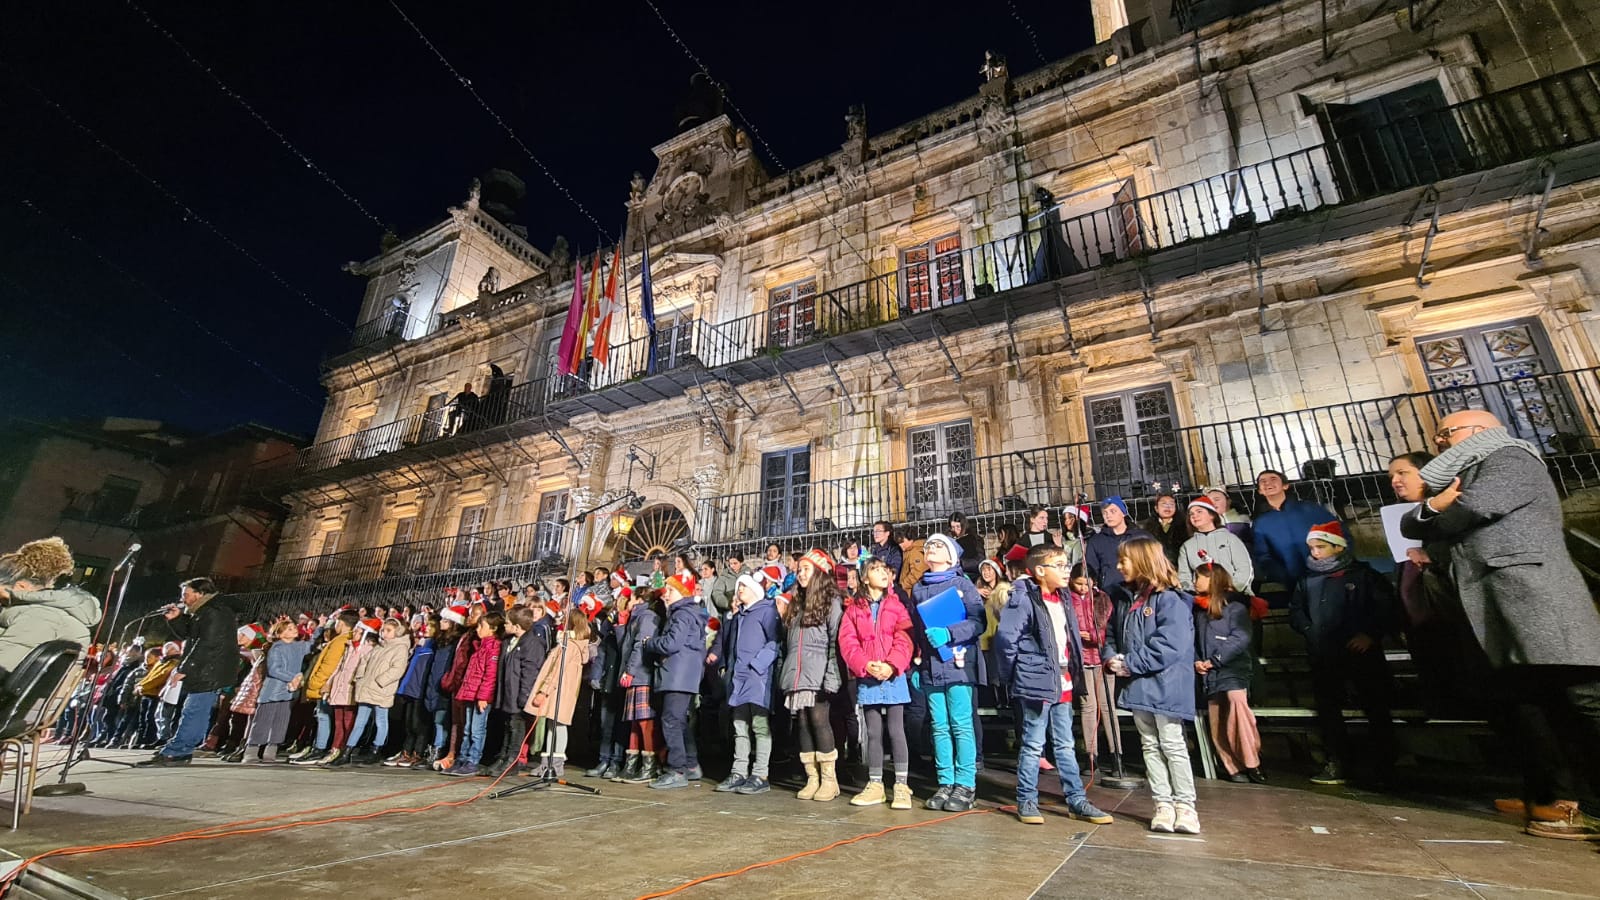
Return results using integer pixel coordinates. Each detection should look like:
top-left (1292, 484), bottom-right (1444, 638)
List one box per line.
top-left (620, 229), bottom-right (634, 344)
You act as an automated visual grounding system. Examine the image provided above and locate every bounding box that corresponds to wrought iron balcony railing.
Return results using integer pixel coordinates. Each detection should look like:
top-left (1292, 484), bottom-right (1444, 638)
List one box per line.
top-left (694, 366), bottom-right (1600, 546)
top-left (248, 519), bottom-right (571, 591)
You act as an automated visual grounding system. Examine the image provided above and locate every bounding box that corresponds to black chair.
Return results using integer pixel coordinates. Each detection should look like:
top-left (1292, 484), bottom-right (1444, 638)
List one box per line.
top-left (0, 640), bottom-right (84, 828)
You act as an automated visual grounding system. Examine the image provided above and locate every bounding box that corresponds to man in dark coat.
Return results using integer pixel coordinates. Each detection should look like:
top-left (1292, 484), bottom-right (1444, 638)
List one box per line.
top-left (1402, 409), bottom-right (1600, 840)
top-left (136, 578), bottom-right (239, 767)
top-left (1083, 496), bottom-right (1152, 597)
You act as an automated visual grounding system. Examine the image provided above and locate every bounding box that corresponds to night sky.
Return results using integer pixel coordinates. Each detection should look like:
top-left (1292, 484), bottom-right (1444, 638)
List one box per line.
top-left (0, 1), bottom-right (1094, 439)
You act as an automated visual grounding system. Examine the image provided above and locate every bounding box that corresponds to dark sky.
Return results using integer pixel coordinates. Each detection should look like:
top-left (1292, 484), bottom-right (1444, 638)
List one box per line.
top-left (0, 1), bottom-right (1094, 440)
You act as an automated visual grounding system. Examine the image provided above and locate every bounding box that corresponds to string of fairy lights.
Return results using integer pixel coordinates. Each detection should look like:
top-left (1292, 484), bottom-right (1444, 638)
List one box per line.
top-left (5, 1), bottom-right (1116, 425)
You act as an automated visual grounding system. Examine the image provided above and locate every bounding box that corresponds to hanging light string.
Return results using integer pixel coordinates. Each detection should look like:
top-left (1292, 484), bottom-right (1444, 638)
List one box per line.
top-left (16, 77), bottom-right (353, 329)
top-left (121, 0), bottom-right (390, 232)
top-left (1006, 0), bottom-right (1125, 188)
top-left (0, 274), bottom-right (200, 404)
top-left (18, 199), bottom-right (324, 407)
top-left (638, 0), bottom-right (870, 267)
top-left (387, 0), bottom-right (613, 245)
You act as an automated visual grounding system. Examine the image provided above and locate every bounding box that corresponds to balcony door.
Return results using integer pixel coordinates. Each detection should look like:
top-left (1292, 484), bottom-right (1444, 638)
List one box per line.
top-left (901, 235), bottom-right (965, 314)
top-left (536, 490), bottom-right (570, 560)
top-left (907, 419), bottom-right (976, 521)
top-left (1416, 318), bottom-right (1578, 452)
top-left (314, 530), bottom-right (343, 581)
top-left (451, 505), bottom-right (487, 570)
top-left (1323, 80), bottom-right (1471, 195)
top-left (384, 516), bottom-right (418, 576)
top-left (768, 278), bottom-right (818, 349)
top-left (1087, 386), bottom-right (1185, 496)
top-left (651, 312), bottom-right (695, 373)
top-left (761, 448), bottom-right (811, 536)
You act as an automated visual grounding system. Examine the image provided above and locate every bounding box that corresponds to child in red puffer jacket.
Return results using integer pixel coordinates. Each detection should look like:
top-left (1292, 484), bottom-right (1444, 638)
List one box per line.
top-left (445, 612), bottom-right (502, 776)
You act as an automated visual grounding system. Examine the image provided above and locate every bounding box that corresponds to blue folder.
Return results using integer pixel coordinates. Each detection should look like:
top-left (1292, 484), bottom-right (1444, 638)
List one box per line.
top-left (917, 586), bottom-right (967, 662)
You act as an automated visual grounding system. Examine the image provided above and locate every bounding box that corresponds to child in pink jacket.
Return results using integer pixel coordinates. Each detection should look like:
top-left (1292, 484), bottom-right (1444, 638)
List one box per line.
top-left (837, 555), bottom-right (915, 809)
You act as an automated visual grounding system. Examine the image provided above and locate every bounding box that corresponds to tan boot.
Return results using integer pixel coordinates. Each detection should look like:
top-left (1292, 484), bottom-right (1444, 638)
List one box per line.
top-left (891, 782), bottom-right (913, 810)
top-left (796, 751), bottom-right (820, 800)
top-left (813, 750), bottom-right (840, 801)
top-left (851, 780), bottom-right (886, 806)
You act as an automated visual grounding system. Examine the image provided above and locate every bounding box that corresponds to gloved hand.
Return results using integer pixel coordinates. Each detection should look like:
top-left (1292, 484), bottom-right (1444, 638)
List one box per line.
top-left (619, 673), bottom-right (634, 689)
top-left (910, 670), bottom-right (921, 692)
top-left (925, 626), bottom-right (951, 649)
top-left (589, 678), bottom-right (602, 692)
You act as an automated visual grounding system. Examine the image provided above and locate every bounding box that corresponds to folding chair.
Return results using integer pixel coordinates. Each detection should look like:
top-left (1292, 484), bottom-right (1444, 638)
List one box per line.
top-left (0, 641), bottom-right (86, 829)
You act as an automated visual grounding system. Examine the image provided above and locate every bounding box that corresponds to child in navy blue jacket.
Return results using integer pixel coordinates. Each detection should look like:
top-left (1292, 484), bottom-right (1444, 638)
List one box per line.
top-left (643, 574), bottom-right (708, 789)
top-left (1105, 537), bottom-right (1198, 835)
top-left (1290, 520), bottom-right (1396, 787)
top-left (996, 545), bottom-right (1115, 825)
top-left (414, 618), bottom-right (455, 769)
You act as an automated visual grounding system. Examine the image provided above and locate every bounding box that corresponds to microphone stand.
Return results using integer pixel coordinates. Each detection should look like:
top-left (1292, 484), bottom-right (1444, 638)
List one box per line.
top-left (491, 510), bottom-right (603, 800)
top-left (37, 560), bottom-right (142, 796)
top-left (1095, 663), bottom-right (1145, 790)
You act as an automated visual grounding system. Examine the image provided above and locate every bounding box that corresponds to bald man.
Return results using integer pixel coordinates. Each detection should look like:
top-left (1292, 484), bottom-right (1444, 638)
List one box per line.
top-left (1402, 409), bottom-right (1600, 840)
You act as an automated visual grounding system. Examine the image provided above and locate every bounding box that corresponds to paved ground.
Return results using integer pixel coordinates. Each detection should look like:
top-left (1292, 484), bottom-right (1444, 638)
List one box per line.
top-left (2, 748), bottom-right (1595, 899)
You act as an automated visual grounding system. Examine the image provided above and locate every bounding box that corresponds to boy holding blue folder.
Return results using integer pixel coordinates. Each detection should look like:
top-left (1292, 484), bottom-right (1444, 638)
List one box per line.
top-left (910, 532), bottom-right (987, 812)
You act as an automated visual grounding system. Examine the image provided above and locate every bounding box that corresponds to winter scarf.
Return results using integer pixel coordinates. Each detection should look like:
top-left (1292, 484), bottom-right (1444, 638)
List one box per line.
top-left (919, 566), bottom-right (961, 587)
top-left (1420, 427), bottom-right (1541, 492)
top-left (1305, 553), bottom-right (1348, 575)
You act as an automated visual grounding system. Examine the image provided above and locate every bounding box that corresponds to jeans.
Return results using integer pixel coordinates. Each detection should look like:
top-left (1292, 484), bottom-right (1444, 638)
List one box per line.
top-left (138, 696), bottom-right (161, 745)
top-left (596, 696), bottom-right (624, 765)
top-left (1132, 711), bottom-right (1196, 806)
top-left (1016, 698), bottom-right (1088, 805)
top-left (431, 709), bottom-right (448, 751)
top-left (730, 704), bottom-right (771, 778)
top-left (459, 704), bottom-right (489, 765)
top-left (927, 683), bottom-right (977, 788)
top-left (313, 699), bottom-right (333, 750)
top-left (660, 691), bottom-right (697, 773)
top-left (163, 690), bottom-right (218, 758)
top-left (349, 704), bottom-right (389, 748)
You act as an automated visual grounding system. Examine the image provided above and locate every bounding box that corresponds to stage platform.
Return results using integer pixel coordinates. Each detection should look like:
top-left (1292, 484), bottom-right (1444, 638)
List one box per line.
top-left (2, 747), bottom-right (1594, 899)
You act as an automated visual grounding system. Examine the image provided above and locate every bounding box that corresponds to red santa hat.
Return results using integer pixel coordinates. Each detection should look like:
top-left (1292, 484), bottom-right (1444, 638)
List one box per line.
top-left (761, 563), bottom-right (786, 584)
top-left (1187, 497), bottom-right (1222, 523)
top-left (236, 623), bottom-right (267, 650)
top-left (356, 617), bottom-right (383, 636)
top-left (664, 573), bottom-right (697, 598)
top-left (1306, 520), bottom-right (1347, 549)
top-left (1068, 504), bottom-right (1092, 523)
top-left (441, 604), bottom-right (469, 625)
top-left (800, 548), bottom-right (834, 573)
top-left (578, 594), bottom-right (604, 621)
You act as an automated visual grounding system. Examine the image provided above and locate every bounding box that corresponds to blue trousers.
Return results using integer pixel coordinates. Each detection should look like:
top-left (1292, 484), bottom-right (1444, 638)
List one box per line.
top-left (1015, 697), bottom-right (1087, 805)
top-left (313, 699), bottom-right (333, 750)
top-left (927, 683), bottom-right (977, 788)
top-left (460, 704), bottom-right (490, 765)
top-left (163, 690), bottom-right (218, 758)
top-left (349, 704), bottom-right (389, 748)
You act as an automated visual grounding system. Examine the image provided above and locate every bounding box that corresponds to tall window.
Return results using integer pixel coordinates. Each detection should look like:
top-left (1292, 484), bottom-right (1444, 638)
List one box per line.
top-left (536, 490), bottom-right (570, 559)
top-left (767, 278), bottom-right (818, 348)
top-left (417, 392), bottom-right (450, 443)
top-left (902, 235), bottom-right (965, 313)
top-left (314, 530), bottom-right (344, 579)
top-left (1416, 318), bottom-right (1575, 451)
top-left (452, 505), bottom-right (487, 569)
top-left (1323, 80), bottom-right (1470, 196)
top-left (907, 419), bottom-right (975, 520)
top-left (1086, 386), bottom-right (1184, 496)
top-left (761, 448), bottom-right (811, 536)
top-left (652, 311), bottom-right (695, 372)
top-left (384, 517), bottom-right (418, 575)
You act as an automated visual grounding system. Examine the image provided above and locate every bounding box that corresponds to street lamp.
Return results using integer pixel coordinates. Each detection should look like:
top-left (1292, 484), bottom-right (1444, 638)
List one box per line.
top-left (611, 494), bottom-right (647, 538)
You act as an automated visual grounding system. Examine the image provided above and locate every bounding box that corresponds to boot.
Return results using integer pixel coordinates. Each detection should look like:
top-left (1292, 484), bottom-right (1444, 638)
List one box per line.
top-left (814, 750), bottom-right (840, 801)
top-left (550, 755), bottom-right (566, 780)
top-left (796, 752), bottom-right (820, 800)
top-left (614, 752), bottom-right (640, 783)
top-left (625, 754), bottom-right (658, 784)
top-left (891, 783), bottom-right (913, 810)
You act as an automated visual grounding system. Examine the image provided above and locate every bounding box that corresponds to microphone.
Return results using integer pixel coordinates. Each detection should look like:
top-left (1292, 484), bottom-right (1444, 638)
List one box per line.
top-left (115, 543), bottom-right (143, 571)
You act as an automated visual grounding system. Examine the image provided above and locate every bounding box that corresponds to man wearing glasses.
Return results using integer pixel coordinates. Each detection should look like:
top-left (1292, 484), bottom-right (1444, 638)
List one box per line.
top-left (1403, 409), bottom-right (1600, 841)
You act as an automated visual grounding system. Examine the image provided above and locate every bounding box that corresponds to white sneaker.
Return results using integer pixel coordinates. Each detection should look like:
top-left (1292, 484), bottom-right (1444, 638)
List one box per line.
top-left (1150, 802), bottom-right (1176, 833)
top-left (1174, 804), bottom-right (1201, 834)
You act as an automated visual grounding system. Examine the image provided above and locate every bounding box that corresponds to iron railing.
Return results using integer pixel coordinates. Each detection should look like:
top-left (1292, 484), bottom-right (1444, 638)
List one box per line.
top-left (232, 562), bottom-right (553, 624)
top-left (248, 519), bottom-right (572, 591)
top-left (695, 367), bottom-right (1600, 544)
top-left (292, 378), bottom-right (549, 475)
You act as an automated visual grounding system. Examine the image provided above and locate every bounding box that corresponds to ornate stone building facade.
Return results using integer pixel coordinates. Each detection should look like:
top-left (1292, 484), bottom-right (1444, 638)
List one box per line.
top-left (241, 0), bottom-right (1600, 610)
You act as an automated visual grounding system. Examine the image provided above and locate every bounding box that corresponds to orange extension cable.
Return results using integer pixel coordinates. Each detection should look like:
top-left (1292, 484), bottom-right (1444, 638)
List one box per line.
top-left (0, 724), bottom-right (543, 896)
top-left (632, 806), bottom-right (998, 900)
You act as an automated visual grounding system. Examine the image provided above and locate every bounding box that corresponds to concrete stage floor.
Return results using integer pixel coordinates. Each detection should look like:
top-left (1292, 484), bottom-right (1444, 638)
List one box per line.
top-left (2, 748), bottom-right (1594, 899)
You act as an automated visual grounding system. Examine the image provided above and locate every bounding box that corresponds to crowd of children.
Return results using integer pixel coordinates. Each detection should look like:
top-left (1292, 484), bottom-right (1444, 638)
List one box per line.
top-left (62, 470), bottom-right (1472, 835)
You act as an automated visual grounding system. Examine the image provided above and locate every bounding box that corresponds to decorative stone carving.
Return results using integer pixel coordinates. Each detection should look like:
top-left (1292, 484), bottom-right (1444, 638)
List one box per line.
top-left (548, 236), bottom-right (570, 275)
top-left (630, 171), bottom-right (647, 206)
top-left (693, 464), bottom-right (724, 499)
